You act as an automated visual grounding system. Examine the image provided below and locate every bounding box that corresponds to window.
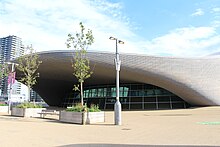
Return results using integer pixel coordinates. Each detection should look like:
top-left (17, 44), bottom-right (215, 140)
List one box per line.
top-left (62, 83), bottom-right (188, 110)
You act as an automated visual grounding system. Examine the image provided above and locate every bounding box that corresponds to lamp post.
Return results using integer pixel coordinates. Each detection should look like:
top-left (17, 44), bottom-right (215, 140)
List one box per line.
top-left (109, 36), bottom-right (124, 125)
top-left (6, 62), bottom-right (17, 114)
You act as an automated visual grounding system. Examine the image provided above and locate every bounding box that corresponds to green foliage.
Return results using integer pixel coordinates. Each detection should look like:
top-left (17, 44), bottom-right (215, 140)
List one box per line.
top-left (66, 103), bottom-right (87, 112)
top-left (0, 48), bottom-right (9, 83)
top-left (16, 102), bottom-right (42, 108)
top-left (73, 50), bottom-right (93, 84)
top-left (66, 103), bottom-right (101, 112)
top-left (88, 104), bottom-right (101, 112)
top-left (16, 45), bottom-right (42, 89)
top-left (73, 84), bottom-right (80, 91)
top-left (66, 22), bottom-right (94, 106)
top-left (0, 103), bottom-right (8, 106)
top-left (0, 64), bottom-right (9, 81)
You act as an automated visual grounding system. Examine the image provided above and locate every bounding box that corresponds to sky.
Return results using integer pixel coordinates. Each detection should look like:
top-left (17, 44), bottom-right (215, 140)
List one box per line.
top-left (0, 0), bottom-right (220, 57)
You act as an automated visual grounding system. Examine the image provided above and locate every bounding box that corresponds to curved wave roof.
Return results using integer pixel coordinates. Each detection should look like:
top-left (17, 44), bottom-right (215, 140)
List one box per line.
top-left (16, 50), bottom-right (220, 107)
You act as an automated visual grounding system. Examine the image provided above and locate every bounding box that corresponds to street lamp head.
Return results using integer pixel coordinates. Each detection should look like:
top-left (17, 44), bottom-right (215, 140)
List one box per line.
top-left (118, 40), bottom-right (124, 44)
top-left (109, 36), bottom-right (116, 40)
top-left (5, 62), bottom-right (19, 66)
top-left (5, 62), bottom-right (12, 65)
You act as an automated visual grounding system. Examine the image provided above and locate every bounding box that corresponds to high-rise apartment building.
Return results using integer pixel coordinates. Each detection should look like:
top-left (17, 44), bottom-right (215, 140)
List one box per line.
top-left (0, 35), bottom-right (43, 102)
top-left (0, 35), bottom-right (24, 97)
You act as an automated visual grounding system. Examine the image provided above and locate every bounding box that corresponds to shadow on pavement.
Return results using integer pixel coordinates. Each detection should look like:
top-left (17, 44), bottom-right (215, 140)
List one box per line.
top-left (0, 114), bottom-right (25, 120)
top-left (58, 144), bottom-right (218, 147)
top-left (35, 118), bottom-right (115, 126)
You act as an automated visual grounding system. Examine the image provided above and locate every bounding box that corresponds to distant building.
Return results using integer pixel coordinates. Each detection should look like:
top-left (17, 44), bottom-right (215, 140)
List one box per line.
top-left (0, 35), bottom-right (43, 102)
top-left (0, 35), bottom-right (24, 97)
top-left (30, 89), bottom-right (44, 102)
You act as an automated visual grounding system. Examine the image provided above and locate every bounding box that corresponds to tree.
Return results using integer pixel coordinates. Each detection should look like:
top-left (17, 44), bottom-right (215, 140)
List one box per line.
top-left (0, 47), bottom-right (9, 84)
top-left (16, 45), bottom-right (42, 102)
top-left (0, 64), bottom-right (9, 80)
top-left (0, 64), bottom-right (9, 96)
top-left (66, 22), bottom-right (94, 106)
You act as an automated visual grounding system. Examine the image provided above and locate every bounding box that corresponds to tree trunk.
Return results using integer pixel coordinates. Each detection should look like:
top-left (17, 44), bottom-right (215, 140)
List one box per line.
top-left (80, 82), bottom-right (83, 106)
top-left (27, 87), bottom-right (30, 102)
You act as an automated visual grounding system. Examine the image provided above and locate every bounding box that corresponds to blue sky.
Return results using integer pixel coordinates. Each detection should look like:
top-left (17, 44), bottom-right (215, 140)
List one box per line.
top-left (0, 0), bottom-right (220, 57)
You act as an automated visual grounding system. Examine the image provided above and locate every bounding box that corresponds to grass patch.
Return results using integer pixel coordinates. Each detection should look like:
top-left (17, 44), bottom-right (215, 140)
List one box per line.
top-left (198, 121), bottom-right (220, 125)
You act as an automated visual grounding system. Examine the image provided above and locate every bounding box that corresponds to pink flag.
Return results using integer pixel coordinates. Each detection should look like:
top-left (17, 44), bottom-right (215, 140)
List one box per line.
top-left (12, 72), bottom-right (16, 84)
top-left (8, 73), bottom-right (12, 85)
top-left (8, 72), bottom-right (16, 85)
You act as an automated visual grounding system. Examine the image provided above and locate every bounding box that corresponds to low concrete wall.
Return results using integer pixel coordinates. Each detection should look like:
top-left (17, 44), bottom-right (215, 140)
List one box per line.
top-left (59, 111), bottom-right (105, 124)
top-left (11, 108), bottom-right (46, 117)
top-left (11, 107), bottom-right (24, 116)
top-left (0, 106), bottom-right (8, 113)
top-left (87, 112), bottom-right (105, 124)
top-left (59, 111), bottom-right (83, 124)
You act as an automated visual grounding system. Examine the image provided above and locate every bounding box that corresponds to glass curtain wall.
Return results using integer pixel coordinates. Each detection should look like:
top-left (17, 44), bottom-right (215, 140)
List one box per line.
top-left (62, 83), bottom-right (191, 110)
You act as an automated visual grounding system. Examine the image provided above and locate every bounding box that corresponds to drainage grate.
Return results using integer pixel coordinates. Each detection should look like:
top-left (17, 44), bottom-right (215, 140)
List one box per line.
top-left (122, 128), bottom-right (131, 131)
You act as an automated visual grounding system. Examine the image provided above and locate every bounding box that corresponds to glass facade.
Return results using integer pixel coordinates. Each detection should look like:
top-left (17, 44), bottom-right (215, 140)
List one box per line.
top-left (62, 83), bottom-right (191, 110)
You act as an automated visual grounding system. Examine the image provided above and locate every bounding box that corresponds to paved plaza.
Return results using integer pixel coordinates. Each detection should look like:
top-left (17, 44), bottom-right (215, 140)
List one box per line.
top-left (0, 106), bottom-right (220, 147)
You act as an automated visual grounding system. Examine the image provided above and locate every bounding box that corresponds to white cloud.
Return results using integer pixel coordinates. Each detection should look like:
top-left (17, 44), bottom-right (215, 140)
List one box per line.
top-left (1, 0), bottom-right (220, 57)
top-left (191, 8), bottom-right (204, 17)
top-left (141, 26), bottom-right (220, 57)
top-left (0, 0), bottom-right (136, 53)
top-left (212, 7), bottom-right (220, 13)
top-left (211, 20), bottom-right (220, 27)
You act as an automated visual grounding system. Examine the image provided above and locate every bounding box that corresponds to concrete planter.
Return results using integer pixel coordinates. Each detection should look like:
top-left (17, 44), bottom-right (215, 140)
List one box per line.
top-left (59, 111), bottom-right (105, 124)
top-left (0, 106), bottom-right (8, 113)
top-left (11, 107), bottom-right (46, 117)
top-left (86, 112), bottom-right (105, 124)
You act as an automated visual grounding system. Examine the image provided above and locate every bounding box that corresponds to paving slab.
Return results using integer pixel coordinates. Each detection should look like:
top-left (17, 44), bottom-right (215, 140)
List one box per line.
top-left (0, 106), bottom-right (220, 147)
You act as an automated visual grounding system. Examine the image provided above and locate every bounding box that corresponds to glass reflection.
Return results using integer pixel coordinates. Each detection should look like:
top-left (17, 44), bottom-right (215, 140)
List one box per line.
top-left (62, 83), bottom-right (190, 110)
